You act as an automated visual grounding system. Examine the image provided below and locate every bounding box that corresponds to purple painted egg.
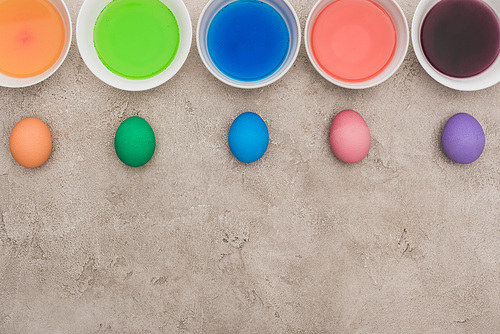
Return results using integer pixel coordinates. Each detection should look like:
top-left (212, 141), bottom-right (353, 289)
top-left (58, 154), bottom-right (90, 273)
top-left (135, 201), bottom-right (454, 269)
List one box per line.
top-left (442, 113), bottom-right (485, 164)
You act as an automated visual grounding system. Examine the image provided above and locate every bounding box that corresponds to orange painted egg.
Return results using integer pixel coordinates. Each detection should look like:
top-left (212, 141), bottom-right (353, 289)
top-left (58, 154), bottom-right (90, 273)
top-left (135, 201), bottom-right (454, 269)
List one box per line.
top-left (9, 117), bottom-right (52, 168)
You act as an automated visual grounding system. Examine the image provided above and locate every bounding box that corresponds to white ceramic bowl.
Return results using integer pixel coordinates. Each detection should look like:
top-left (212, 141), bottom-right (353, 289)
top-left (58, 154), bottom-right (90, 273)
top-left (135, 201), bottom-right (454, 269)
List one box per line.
top-left (77, 0), bottom-right (192, 91)
top-left (412, 0), bottom-right (500, 91)
top-left (197, 0), bottom-right (301, 89)
top-left (305, 0), bottom-right (409, 89)
top-left (0, 0), bottom-right (72, 88)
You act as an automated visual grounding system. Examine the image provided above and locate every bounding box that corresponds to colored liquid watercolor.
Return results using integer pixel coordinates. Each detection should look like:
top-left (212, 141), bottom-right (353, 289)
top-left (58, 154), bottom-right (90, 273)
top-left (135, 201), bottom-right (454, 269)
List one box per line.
top-left (421, 0), bottom-right (500, 78)
top-left (94, 0), bottom-right (180, 80)
top-left (311, 0), bottom-right (396, 82)
top-left (0, 0), bottom-right (65, 78)
top-left (207, 0), bottom-right (290, 81)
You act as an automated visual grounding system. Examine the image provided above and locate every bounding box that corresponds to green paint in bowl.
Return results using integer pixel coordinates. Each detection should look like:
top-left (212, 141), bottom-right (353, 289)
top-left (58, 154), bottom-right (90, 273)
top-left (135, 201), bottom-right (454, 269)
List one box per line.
top-left (94, 0), bottom-right (180, 79)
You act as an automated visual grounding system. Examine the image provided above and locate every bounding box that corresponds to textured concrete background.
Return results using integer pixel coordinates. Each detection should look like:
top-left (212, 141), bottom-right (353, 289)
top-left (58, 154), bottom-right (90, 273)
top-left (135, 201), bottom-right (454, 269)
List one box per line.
top-left (1, 0), bottom-right (500, 333)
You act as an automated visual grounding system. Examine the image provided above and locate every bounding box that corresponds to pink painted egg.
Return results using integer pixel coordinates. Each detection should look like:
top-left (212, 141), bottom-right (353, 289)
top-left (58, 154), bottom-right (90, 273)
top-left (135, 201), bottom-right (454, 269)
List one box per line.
top-left (330, 109), bottom-right (371, 163)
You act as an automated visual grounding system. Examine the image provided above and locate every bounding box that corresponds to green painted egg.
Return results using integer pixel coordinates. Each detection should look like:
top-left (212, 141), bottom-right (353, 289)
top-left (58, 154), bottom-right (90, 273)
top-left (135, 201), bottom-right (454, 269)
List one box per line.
top-left (114, 116), bottom-right (156, 167)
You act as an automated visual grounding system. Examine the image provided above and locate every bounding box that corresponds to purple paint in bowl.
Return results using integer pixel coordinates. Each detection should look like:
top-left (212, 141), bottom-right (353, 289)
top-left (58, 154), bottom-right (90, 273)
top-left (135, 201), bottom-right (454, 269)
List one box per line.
top-left (442, 113), bottom-right (485, 164)
top-left (421, 0), bottom-right (500, 78)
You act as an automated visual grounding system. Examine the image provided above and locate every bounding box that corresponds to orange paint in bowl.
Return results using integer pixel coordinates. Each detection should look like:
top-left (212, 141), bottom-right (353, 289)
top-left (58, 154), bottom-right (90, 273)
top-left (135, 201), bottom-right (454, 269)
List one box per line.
top-left (0, 0), bottom-right (65, 78)
top-left (310, 0), bottom-right (396, 82)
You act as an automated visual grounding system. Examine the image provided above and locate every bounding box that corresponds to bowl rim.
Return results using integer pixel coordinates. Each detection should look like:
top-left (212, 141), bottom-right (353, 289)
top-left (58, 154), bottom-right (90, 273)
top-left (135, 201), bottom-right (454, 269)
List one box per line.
top-left (304, 0), bottom-right (409, 89)
top-left (76, 0), bottom-right (192, 91)
top-left (196, 0), bottom-right (302, 89)
top-left (0, 0), bottom-right (73, 88)
top-left (411, 0), bottom-right (500, 91)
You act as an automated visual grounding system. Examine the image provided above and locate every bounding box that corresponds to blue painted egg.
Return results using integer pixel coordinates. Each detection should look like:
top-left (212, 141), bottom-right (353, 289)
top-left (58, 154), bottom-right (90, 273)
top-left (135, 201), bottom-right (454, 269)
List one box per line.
top-left (228, 112), bottom-right (269, 163)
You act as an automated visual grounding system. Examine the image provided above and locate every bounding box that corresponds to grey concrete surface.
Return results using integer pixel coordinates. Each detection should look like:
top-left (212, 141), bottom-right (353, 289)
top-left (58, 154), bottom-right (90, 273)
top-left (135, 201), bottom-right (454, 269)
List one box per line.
top-left (1, 0), bottom-right (500, 333)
